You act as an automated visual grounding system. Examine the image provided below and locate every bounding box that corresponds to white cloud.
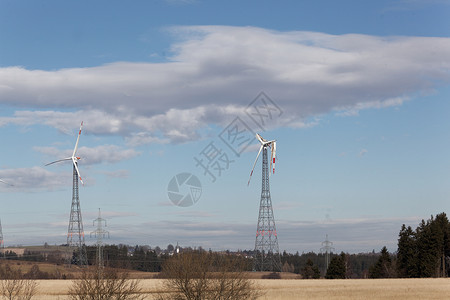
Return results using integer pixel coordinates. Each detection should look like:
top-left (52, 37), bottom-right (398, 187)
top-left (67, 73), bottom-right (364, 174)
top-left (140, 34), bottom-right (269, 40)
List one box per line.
top-left (34, 145), bottom-right (140, 165)
top-left (336, 96), bottom-right (409, 117)
top-left (0, 167), bottom-right (70, 191)
top-left (1, 26), bottom-right (449, 144)
top-left (125, 132), bottom-right (169, 147)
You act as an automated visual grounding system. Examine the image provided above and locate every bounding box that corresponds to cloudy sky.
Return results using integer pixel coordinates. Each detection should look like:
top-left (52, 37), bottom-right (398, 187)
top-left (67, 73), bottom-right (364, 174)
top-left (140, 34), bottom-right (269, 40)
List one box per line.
top-left (0, 0), bottom-right (449, 253)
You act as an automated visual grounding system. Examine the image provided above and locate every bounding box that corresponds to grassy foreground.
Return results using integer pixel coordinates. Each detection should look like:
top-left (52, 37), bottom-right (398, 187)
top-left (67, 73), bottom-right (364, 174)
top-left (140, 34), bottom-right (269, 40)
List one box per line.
top-left (28, 278), bottom-right (450, 300)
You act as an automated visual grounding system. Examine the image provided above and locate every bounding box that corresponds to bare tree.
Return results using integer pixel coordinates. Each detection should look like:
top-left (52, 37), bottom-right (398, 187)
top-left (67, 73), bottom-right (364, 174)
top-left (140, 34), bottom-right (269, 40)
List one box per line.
top-left (156, 251), bottom-right (261, 300)
top-left (0, 264), bottom-right (38, 300)
top-left (68, 266), bottom-right (145, 300)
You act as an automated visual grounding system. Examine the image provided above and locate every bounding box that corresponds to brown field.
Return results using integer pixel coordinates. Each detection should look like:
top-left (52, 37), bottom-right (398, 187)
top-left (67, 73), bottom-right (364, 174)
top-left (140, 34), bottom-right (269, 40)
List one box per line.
top-left (26, 278), bottom-right (450, 300)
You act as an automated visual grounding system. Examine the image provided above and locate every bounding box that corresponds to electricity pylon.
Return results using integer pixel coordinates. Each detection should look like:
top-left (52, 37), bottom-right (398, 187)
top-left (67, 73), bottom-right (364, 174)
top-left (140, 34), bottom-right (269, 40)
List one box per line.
top-left (91, 208), bottom-right (109, 269)
top-left (320, 234), bottom-right (335, 273)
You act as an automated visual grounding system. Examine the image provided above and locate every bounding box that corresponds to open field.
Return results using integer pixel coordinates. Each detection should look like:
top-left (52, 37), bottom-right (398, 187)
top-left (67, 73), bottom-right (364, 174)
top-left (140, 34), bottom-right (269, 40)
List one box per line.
top-left (2, 262), bottom-right (450, 299)
top-left (27, 278), bottom-right (450, 300)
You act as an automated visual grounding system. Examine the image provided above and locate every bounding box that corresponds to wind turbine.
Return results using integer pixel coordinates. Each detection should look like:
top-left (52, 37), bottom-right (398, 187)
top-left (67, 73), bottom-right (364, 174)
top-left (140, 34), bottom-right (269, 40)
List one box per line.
top-left (248, 133), bottom-right (276, 186)
top-left (247, 133), bottom-right (281, 272)
top-left (46, 122), bottom-right (87, 266)
top-left (46, 121), bottom-right (84, 185)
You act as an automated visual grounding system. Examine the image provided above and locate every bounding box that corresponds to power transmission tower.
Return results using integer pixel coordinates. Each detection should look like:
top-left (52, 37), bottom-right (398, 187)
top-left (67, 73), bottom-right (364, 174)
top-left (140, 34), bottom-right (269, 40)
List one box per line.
top-left (67, 163), bottom-right (87, 266)
top-left (320, 234), bottom-right (335, 273)
top-left (91, 208), bottom-right (109, 269)
top-left (253, 146), bottom-right (281, 272)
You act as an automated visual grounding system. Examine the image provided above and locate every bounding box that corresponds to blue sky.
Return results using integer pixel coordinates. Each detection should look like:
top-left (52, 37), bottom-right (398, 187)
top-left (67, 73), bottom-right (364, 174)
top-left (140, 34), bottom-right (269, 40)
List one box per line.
top-left (0, 0), bottom-right (449, 253)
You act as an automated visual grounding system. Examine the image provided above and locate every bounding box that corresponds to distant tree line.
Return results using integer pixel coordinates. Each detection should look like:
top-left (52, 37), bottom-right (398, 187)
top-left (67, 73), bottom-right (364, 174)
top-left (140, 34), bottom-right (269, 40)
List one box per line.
top-left (86, 244), bottom-right (164, 272)
top-left (0, 250), bottom-right (66, 264)
top-left (280, 250), bottom-right (379, 278)
top-left (2, 212), bottom-right (448, 279)
top-left (322, 212), bottom-right (450, 279)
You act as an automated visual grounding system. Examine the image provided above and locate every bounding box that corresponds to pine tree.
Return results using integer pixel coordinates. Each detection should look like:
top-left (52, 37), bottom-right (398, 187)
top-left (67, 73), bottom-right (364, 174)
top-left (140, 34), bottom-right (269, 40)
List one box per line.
top-left (416, 216), bottom-right (445, 277)
top-left (369, 246), bottom-right (394, 278)
top-left (432, 213), bottom-right (449, 277)
top-left (397, 213), bottom-right (450, 278)
top-left (326, 253), bottom-right (346, 279)
top-left (397, 224), bottom-right (418, 277)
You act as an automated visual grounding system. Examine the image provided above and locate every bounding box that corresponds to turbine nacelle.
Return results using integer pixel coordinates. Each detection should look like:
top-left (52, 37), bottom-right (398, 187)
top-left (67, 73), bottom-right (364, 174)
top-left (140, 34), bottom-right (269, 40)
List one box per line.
top-left (256, 133), bottom-right (275, 146)
top-left (248, 133), bottom-right (277, 186)
top-left (45, 122), bottom-right (84, 185)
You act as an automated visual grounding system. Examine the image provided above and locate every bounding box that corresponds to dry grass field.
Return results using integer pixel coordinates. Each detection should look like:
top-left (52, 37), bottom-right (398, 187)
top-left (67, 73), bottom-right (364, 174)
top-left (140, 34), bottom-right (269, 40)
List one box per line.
top-left (27, 278), bottom-right (450, 300)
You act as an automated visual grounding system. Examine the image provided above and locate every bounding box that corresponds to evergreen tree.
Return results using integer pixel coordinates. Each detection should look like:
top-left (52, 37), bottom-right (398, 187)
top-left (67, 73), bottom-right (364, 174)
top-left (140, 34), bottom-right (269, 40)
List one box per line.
top-left (416, 218), bottom-right (437, 277)
top-left (301, 259), bottom-right (320, 279)
top-left (397, 224), bottom-right (418, 277)
top-left (369, 246), bottom-right (394, 278)
top-left (432, 213), bottom-right (449, 277)
top-left (396, 213), bottom-right (450, 278)
top-left (326, 253), bottom-right (346, 279)
top-left (416, 215), bottom-right (449, 277)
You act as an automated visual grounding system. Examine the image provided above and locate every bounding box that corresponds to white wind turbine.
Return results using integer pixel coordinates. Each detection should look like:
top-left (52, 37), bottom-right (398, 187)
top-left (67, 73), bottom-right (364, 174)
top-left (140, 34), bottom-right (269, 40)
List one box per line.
top-left (247, 133), bottom-right (281, 271)
top-left (45, 121), bottom-right (88, 266)
top-left (247, 133), bottom-right (276, 186)
top-left (45, 122), bottom-right (84, 185)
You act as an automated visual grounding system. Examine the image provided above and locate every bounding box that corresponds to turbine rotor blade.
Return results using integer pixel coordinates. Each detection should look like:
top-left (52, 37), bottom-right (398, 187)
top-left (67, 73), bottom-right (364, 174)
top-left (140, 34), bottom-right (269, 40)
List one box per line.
top-left (72, 121), bottom-right (83, 157)
top-left (248, 145), bottom-right (263, 186)
top-left (72, 158), bottom-right (84, 185)
top-left (0, 179), bottom-right (13, 186)
top-left (45, 158), bottom-right (72, 166)
top-left (256, 133), bottom-right (267, 145)
top-left (271, 141), bottom-right (276, 174)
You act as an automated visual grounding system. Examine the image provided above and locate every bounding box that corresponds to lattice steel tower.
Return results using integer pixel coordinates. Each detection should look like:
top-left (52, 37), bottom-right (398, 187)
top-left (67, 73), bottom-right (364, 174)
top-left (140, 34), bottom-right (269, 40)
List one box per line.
top-left (320, 234), bottom-right (335, 272)
top-left (67, 163), bottom-right (87, 266)
top-left (91, 208), bottom-right (109, 269)
top-left (253, 146), bottom-right (281, 272)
